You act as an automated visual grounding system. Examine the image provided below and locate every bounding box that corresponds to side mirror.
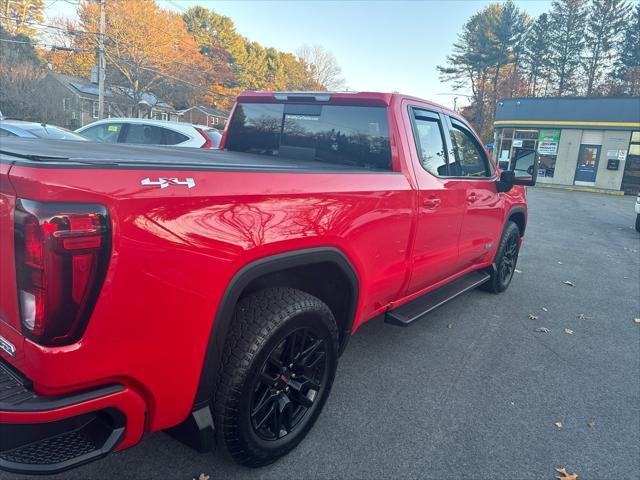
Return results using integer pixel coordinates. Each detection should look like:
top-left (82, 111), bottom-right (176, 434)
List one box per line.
top-left (496, 170), bottom-right (515, 192)
top-left (510, 148), bottom-right (538, 187)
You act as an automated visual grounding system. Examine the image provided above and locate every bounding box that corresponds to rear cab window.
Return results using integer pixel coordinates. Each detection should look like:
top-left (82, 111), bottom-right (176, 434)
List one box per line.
top-left (225, 102), bottom-right (392, 171)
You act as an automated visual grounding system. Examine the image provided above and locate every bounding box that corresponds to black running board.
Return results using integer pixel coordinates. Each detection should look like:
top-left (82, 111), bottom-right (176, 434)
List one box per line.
top-left (385, 270), bottom-right (490, 327)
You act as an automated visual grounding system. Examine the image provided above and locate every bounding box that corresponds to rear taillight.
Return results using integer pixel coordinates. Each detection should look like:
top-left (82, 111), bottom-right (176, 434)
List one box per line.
top-left (195, 127), bottom-right (214, 149)
top-left (14, 200), bottom-right (110, 346)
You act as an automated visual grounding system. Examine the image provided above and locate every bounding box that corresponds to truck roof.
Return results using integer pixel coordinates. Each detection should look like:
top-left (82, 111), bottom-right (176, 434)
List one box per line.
top-left (237, 91), bottom-right (457, 116)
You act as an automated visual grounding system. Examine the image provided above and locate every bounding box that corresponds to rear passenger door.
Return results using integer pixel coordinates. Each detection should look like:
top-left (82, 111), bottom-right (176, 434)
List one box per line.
top-left (405, 106), bottom-right (467, 294)
top-left (444, 116), bottom-right (504, 270)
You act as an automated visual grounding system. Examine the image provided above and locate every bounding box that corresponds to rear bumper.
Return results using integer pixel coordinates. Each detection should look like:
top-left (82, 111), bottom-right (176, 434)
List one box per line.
top-left (0, 358), bottom-right (146, 475)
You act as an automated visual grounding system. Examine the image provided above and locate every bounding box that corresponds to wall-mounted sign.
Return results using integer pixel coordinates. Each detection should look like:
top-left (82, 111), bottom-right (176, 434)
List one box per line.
top-left (607, 149), bottom-right (619, 157)
top-left (607, 159), bottom-right (620, 170)
top-left (512, 139), bottom-right (523, 147)
top-left (618, 150), bottom-right (628, 161)
top-left (538, 141), bottom-right (559, 155)
top-left (538, 129), bottom-right (561, 142)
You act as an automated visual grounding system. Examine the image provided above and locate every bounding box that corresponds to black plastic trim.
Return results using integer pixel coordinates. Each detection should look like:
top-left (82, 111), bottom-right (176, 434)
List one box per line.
top-left (0, 408), bottom-right (125, 475)
top-left (506, 205), bottom-right (527, 235)
top-left (192, 247), bottom-right (359, 408)
top-left (0, 357), bottom-right (123, 413)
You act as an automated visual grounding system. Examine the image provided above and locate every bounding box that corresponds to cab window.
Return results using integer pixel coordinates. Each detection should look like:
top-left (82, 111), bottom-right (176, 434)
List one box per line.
top-left (411, 109), bottom-right (449, 177)
top-left (448, 120), bottom-right (492, 178)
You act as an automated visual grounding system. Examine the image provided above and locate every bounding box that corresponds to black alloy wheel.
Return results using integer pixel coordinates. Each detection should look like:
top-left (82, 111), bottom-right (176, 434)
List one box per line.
top-left (214, 287), bottom-right (338, 467)
top-left (250, 327), bottom-right (328, 441)
top-left (480, 220), bottom-right (521, 293)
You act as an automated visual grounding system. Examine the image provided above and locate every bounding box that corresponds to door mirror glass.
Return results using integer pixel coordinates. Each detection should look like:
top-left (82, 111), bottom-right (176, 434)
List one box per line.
top-left (510, 148), bottom-right (537, 186)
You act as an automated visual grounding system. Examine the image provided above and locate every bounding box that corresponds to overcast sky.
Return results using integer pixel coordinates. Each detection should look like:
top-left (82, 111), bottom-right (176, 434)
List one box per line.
top-left (46, 0), bottom-right (553, 110)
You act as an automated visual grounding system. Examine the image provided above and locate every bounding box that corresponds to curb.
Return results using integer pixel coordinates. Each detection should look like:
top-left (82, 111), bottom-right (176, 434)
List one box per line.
top-left (533, 183), bottom-right (625, 196)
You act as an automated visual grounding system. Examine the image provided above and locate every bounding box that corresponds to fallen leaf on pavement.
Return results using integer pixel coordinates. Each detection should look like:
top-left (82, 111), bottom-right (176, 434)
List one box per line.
top-left (576, 313), bottom-right (592, 320)
top-left (563, 280), bottom-right (575, 287)
top-left (535, 327), bottom-right (550, 333)
top-left (194, 475), bottom-right (210, 480)
top-left (634, 318), bottom-right (640, 324)
top-left (587, 420), bottom-right (596, 428)
top-left (557, 261), bottom-right (563, 264)
top-left (564, 328), bottom-right (574, 335)
top-left (542, 307), bottom-right (548, 312)
top-left (447, 324), bottom-right (453, 329)
top-left (554, 421), bottom-right (563, 428)
top-left (515, 268), bottom-right (522, 273)
top-left (556, 466), bottom-right (579, 480)
top-left (528, 314), bottom-right (539, 320)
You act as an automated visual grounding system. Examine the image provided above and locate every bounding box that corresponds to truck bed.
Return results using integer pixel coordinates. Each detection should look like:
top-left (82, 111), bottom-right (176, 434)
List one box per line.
top-left (0, 138), bottom-right (371, 173)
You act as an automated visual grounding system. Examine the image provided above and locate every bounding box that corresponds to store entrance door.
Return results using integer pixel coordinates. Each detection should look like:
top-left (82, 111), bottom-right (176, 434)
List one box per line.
top-left (575, 145), bottom-right (601, 183)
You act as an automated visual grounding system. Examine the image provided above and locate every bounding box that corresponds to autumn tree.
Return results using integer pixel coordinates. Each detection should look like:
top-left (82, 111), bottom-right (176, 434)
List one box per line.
top-left (548, 0), bottom-right (587, 95)
top-left (76, 0), bottom-right (205, 113)
top-left (1, 0), bottom-right (44, 37)
top-left (296, 45), bottom-right (346, 90)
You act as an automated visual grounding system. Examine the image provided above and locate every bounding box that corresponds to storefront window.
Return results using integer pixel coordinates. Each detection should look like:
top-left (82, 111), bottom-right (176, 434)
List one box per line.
top-left (538, 155), bottom-right (557, 178)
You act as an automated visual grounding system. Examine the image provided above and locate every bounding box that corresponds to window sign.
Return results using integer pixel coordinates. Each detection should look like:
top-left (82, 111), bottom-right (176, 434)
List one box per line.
top-left (618, 150), bottom-right (627, 161)
top-left (512, 139), bottom-right (523, 147)
top-left (538, 129), bottom-right (561, 142)
top-left (538, 141), bottom-right (559, 155)
top-left (607, 149), bottom-right (619, 157)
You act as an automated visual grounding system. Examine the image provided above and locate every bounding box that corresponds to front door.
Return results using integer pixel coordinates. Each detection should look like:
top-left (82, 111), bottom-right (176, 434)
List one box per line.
top-left (575, 145), bottom-right (601, 183)
top-left (445, 116), bottom-right (504, 270)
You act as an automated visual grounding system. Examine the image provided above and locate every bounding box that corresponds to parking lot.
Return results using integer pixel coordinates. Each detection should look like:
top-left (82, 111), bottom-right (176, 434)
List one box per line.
top-left (3, 187), bottom-right (639, 480)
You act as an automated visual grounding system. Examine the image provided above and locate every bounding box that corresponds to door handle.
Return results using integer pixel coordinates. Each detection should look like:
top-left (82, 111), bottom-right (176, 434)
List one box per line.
top-left (423, 197), bottom-right (441, 209)
top-left (467, 193), bottom-right (478, 203)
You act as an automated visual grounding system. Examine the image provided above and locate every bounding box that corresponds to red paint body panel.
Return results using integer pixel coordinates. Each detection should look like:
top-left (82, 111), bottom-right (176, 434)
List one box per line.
top-left (0, 91), bottom-right (527, 453)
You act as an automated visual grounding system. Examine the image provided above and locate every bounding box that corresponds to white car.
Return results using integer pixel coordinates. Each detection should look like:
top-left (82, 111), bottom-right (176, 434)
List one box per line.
top-left (635, 193), bottom-right (640, 232)
top-left (77, 118), bottom-right (222, 149)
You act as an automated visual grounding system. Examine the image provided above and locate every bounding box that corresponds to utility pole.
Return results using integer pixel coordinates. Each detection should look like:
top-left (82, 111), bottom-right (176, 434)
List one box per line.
top-left (97, 0), bottom-right (106, 119)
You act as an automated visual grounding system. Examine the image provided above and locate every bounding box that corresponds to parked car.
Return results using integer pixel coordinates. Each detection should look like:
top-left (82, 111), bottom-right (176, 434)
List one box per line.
top-left (76, 118), bottom-right (221, 148)
top-left (0, 120), bottom-right (88, 141)
top-left (0, 91), bottom-right (535, 475)
top-left (635, 193), bottom-right (640, 232)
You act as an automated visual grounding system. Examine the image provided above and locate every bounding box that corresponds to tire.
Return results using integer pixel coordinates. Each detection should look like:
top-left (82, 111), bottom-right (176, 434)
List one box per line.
top-left (214, 287), bottom-right (339, 467)
top-left (480, 221), bottom-right (521, 293)
top-left (635, 214), bottom-right (640, 233)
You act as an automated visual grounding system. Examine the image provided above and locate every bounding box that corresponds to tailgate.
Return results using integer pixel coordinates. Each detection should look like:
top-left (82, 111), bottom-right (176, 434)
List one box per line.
top-left (0, 161), bottom-right (22, 351)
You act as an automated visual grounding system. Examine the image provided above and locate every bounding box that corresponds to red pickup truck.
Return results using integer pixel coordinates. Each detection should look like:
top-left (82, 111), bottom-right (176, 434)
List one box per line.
top-left (0, 91), bottom-right (536, 474)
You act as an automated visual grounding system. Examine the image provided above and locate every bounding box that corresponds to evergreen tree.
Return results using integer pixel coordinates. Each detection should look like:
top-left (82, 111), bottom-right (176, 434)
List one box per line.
top-left (583, 0), bottom-right (630, 95)
top-left (614, 0), bottom-right (640, 94)
top-left (523, 14), bottom-right (552, 96)
top-left (548, 0), bottom-right (587, 95)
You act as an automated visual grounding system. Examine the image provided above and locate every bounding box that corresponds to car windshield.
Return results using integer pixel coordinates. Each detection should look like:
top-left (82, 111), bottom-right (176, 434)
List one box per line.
top-left (23, 125), bottom-right (88, 141)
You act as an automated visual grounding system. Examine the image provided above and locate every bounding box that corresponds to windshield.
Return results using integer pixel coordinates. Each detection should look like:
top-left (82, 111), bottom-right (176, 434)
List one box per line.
top-left (23, 125), bottom-right (88, 141)
top-left (225, 102), bottom-right (391, 171)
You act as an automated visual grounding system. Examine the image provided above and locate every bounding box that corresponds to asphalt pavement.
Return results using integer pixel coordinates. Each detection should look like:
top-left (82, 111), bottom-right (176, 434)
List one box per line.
top-left (2, 187), bottom-right (639, 480)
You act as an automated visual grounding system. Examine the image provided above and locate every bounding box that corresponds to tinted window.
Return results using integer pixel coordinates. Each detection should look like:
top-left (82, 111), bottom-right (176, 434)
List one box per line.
top-left (412, 112), bottom-right (448, 177)
top-left (81, 123), bottom-right (122, 143)
top-left (449, 124), bottom-right (491, 177)
top-left (161, 128), bottom-right (189, 145)
top-left (226, 102), bottom-right (392, 170)
top-left (123, 124), bottom-right (164, 144)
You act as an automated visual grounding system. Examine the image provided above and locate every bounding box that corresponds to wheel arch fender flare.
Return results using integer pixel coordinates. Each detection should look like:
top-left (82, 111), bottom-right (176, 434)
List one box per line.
top-left (506, 205), bottom-right (527, 236)
top-left (192, 247), bottom-right (359, 408)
